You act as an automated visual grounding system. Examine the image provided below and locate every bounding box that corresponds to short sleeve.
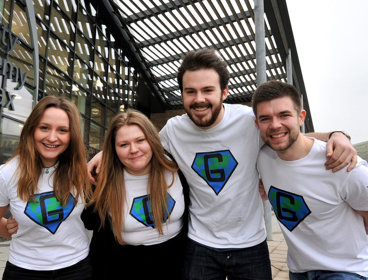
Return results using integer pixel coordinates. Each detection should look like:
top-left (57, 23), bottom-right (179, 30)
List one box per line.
top-left (0, 171), bottom-right (10, 206)
top-left (341, 161), bottom-right (368, 211)
top-left (159, 124), bottom-right (170, 153)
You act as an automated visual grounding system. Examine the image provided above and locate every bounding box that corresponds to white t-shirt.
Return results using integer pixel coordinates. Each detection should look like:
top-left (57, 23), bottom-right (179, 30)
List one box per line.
top-left (160, 103), bottom-right (266, 249)
top-left (0, 157), bottom-right (89, 270)
top-left (257, 139), bottom-right (368, 276)
top-left (121, 170), bottom-right (185, 245)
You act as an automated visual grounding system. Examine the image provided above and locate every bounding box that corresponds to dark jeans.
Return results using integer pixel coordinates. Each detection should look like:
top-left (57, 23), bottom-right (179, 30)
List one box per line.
top-left (184, 238), bottom-right (272, 280)
top-left (3, 256), bottom-right (92, 280)
top-left (290, 270), bottom-right (368, 280)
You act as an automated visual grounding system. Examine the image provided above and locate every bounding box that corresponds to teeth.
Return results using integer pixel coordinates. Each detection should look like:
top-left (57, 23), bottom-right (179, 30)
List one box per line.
top-left (44, 144), bottom-right (58, 148)
top-left (271, 133), bottom-right (285, 138)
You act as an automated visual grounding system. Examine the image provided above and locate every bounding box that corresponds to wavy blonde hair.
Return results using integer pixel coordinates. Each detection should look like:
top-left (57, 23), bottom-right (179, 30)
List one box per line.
top-left (91, 109), bottom-right (178, 244)
top-left (10, 96), bottom-right (91, 206)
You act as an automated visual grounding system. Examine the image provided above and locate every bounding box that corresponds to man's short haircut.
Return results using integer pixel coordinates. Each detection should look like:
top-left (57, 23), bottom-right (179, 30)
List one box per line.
top-left (177, 48), bottom-right (230, 92)
top-left (252, 80), bottom-right (302, 116)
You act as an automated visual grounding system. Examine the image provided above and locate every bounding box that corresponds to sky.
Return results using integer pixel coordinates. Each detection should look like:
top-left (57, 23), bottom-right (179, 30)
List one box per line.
top-left (285, 0), bottom-right (368, 144)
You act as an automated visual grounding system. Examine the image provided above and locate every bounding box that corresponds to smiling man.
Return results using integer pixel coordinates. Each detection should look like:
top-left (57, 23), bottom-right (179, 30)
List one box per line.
top-left (253, 80), bottom-right (368, 280)
top-left (159, 50), bottom-right (357, 280)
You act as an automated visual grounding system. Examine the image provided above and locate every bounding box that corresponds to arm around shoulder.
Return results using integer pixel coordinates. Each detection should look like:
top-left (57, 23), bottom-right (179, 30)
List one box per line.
top-left (306, 131), bottom-right (357, 172)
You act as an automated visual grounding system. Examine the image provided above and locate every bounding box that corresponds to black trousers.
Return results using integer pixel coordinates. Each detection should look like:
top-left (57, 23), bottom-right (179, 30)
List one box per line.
top-left (3, 256), bottom-right (92, 280)
top-left (91, 230), bottom-right (186, 280)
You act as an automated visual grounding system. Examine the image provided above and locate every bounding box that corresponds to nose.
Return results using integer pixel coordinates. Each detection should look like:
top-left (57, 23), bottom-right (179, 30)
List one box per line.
top-left (130, 143), bottom-right (138, 153)
top-left (194, 91), bottom-right (206, 103)
top-left (47, 130), bottom-right (58, 141)
top-left (270, 118), bottom-right (282, 129)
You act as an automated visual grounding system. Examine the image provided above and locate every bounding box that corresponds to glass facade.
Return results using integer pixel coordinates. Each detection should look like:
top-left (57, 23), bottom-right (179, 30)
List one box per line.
top-left (0, 0), bottom-right (140, 163)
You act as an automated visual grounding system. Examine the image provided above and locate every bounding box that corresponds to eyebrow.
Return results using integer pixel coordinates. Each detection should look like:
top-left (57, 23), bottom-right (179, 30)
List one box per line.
top-left (183, 85), bottom-right (216, 90)
top-left (258, 110), bottom-right (293, 118)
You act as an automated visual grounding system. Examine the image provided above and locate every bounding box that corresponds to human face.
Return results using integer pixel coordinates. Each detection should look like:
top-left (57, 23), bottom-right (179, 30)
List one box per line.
top-left (34, 107), bottom-right (71, 167)
top-left (255, 96), bottom-right (306, 155)
top-left (182, 68), bottom-right (228, 129)
top-left (115, 124), bottom-right (153, 176)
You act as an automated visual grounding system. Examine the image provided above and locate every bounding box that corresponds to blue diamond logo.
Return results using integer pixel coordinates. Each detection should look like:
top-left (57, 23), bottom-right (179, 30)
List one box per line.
top-left (130, 194), bottom-right (175, 228)
top-left (268, 186), bottom-right (311, 231)
top-left (191, 150), bottom-right (238, 195)
top-left (24, 191), bottom-right (75, 234)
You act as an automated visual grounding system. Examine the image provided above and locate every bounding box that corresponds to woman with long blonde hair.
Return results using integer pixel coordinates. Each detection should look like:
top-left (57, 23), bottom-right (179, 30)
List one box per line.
top-left (0, 96), bottom-right (92, 279)
top-left (82, 109), bottom-right (187, 279)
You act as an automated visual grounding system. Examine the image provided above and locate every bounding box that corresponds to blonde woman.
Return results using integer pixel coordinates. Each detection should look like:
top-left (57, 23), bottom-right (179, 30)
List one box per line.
top-left (0, 96), bottom-right (92, 279)
top-left (82, 109), bottom-right (187, 279)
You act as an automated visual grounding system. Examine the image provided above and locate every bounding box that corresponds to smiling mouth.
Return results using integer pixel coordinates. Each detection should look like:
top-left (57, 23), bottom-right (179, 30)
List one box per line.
top-left (43, 143), bottom-right (60, 148)
top-left (129, 155), bottom-right (143, 160)
top-left (270, 132), bottom-right (287, 138)
top-left (191, 104), bottom-right (211, 112)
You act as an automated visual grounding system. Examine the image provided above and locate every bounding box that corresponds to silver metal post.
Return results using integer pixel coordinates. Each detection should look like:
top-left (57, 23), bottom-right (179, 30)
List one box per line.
top-left (255, 0), bottom-right (273, 241)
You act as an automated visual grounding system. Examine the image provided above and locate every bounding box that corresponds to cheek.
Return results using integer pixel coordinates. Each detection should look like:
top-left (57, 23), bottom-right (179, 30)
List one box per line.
top-left (143, 144), bottom-right (153, 159)
top-left (257, 124), bottom-right (268, 134)
top-left (33, 130), bottom-right (41, 142)
top-left (183, 95), bottom-right (194, 106)
top-left (115, 149), bottom-right (127, 163)
top-left (64, 134), bottom-right (71, 146)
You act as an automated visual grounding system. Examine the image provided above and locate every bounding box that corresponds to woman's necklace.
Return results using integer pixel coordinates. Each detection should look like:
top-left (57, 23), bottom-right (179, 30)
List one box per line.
top-left (45, 168), bottom-right (50, 174)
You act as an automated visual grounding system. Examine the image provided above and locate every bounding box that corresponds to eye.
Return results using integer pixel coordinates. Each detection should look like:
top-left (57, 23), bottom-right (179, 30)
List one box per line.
top-left (59, 128), bottom-right (69, 133)
top-left (258, 117), bottom-right (270, 122)
top-left (137, 138), bottom-right (146, 143)
top-left (39, 125), bottom-right (49, 131)
top-left (280, 113), bottom-right (291, 118)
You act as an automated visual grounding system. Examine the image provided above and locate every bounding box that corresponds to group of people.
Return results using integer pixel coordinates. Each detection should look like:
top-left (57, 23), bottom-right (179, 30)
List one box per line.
top-left (0, 48), bottom-right (366, 280)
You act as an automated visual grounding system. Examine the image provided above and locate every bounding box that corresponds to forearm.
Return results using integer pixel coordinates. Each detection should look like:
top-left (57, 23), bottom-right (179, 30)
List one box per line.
top-left (305, 132), bottom-right (329, 142)
top-left (306, 131), bottom-right (351, 143)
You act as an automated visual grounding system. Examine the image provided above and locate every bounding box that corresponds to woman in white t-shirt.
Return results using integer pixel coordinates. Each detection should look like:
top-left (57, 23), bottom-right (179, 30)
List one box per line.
top-left (0, 96), bottom-right (92, 280)
top-left (82, 109), bottom-right (187, 280)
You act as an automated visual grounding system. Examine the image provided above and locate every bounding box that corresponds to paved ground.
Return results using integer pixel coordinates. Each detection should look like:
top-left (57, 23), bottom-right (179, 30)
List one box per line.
top-left (268, 212), bottom-right (289, 280)
top-left (0, 212), bottom-right (289, 279)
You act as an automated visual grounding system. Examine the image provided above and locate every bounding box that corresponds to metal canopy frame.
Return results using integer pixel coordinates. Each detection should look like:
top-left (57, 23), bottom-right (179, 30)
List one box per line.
top-left (94, 0), bottom-right (313, 131)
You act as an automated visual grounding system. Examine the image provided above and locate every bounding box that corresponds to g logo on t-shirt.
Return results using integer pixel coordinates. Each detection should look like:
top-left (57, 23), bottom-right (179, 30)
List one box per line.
top-left (24, 191), bottom-right (75, 234)
top-left (130, 194), bottom-right (175, 228)
top-left (191, 150), bottom-right (238, 195)
top-left (268, 186), bottom-right (311, 231)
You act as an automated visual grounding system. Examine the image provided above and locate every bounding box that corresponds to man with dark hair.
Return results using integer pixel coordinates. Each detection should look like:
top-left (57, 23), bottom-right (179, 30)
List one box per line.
top-left (159, 49), bottom-right (356, 279)
top-left (253, 80), bottom-right (368, 280)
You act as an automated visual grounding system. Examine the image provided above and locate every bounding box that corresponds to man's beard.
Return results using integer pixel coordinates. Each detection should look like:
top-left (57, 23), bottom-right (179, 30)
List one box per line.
top-left (186, 102), bottom-right (222, 128)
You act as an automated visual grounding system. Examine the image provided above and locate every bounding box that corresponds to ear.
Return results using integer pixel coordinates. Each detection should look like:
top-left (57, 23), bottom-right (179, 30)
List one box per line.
top-left (299, 110), bottom-right (306, 126)
top-left (254, 119), bottom-right (260, 128)
top-left (221, 86), bottom-right (229, 101)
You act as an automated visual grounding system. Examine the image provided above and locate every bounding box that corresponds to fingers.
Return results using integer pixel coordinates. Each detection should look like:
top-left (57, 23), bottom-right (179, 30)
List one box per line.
top-left (6, 217), bottom-right (18, 236)
top-left (346, 153), bottom-right (358, 172)
top-left (325, 132), bottom-right (357, 172)
top-left (87, 168), bottom-right (97, 185)
top-left (258, 179), bottom-right (268, 201)
top-left (325, 148), bottom-right (357, 172)
top-left (87, 151), bottom-right (103, 185)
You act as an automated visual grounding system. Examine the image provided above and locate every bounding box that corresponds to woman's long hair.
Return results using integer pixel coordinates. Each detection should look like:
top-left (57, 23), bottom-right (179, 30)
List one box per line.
top-left (91, 109), bottom-right (178, 244)
top-left (10, 96), bottom-right (91, 206)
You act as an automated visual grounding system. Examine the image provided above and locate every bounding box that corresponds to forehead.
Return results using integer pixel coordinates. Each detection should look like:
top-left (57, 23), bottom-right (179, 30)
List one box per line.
top-left (39, 107), bottom-right (69, 125)
top-left (257, 96), bottom-right (296, 115)
top-left (182, 68), bottom-right (220, 88)
top-left (116, 124), bottom-right (144, 140)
